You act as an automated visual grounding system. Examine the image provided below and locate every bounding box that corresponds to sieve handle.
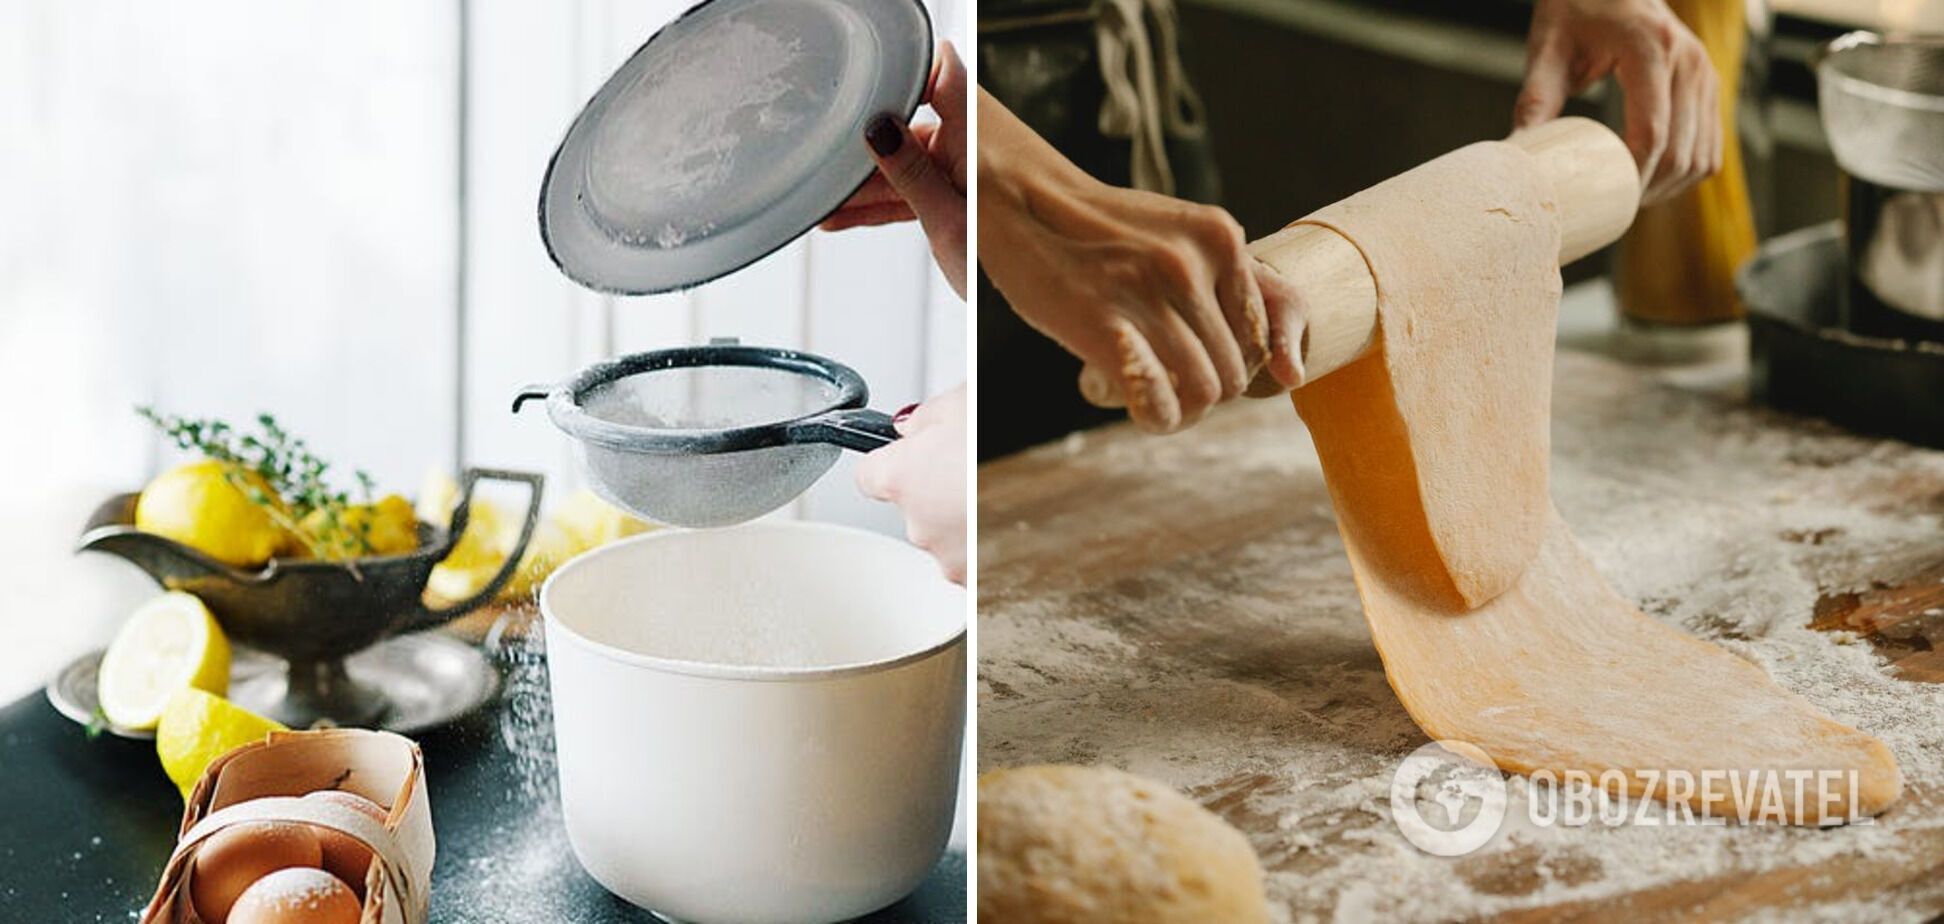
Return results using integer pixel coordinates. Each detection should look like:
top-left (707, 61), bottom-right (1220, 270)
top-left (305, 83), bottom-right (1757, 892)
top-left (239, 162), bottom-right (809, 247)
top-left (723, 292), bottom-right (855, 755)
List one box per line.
top-left (511, 384), bottom-right (554, 414)
top-left (789, 408), bottom-right (901, 452)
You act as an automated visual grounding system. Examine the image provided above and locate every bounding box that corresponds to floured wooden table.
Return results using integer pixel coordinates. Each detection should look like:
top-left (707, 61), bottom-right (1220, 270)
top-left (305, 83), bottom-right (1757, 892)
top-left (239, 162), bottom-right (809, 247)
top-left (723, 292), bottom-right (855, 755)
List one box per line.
top-left (978, 327), bottom-right (1944, 922)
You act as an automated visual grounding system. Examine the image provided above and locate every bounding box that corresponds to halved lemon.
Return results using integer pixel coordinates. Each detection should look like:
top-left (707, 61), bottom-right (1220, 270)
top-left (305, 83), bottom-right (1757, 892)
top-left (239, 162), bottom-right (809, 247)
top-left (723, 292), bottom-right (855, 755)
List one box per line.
top-left (96, 591), bottom-right (231, 731)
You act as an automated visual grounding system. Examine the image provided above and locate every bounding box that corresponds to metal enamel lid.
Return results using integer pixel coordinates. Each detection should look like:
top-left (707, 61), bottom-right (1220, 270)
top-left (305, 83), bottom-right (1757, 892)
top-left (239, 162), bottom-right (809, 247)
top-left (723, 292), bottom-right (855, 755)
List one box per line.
top-left (540, 0), bottom-right (933, 294)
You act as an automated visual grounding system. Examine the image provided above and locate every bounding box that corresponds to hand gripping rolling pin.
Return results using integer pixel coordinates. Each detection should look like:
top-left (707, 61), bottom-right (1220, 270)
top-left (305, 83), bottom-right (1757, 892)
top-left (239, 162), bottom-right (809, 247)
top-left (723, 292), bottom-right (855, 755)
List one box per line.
top-left (1077, 116), bottom-right (1644, 408)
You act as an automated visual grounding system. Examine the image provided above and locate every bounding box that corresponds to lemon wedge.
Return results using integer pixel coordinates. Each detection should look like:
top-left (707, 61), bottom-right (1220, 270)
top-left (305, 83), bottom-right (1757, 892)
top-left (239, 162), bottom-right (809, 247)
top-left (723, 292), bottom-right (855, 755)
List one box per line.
top-left (96, 591), bottom-right (231, 731)
top-left (426, 519), bottom-right (576, 604)
top-left (553, 489), bottom-right (652, 549)
top-left (415, 468), bottom-right (463, 528)
top-left (419, 471), bottom-right (655, 605)
top-left (501, 520), bottom-right (582, 601)
top-left (155, 688), bottom-right (284, 799)
top-left (422, 471), bottom-right (515, 604)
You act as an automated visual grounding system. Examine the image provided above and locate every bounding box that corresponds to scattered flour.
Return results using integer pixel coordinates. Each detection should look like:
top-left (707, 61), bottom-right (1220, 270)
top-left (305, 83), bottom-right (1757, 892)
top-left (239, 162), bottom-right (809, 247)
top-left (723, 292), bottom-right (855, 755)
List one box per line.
top-left (429, 607), bottom-right (588, 923)
top-left (979, 350), bottom-right (1944, 923)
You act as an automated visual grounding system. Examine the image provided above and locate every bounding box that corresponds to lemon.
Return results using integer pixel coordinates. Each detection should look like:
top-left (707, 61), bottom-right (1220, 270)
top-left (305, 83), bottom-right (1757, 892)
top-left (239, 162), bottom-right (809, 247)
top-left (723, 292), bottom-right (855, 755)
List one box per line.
top-left (420, 477), bottom-right (653, 605)
top-left (497, 491), bottom-right (652, 600)
top-left (426, 519), bottom-right (572, 604)
top-left (135, 460), bottom-right (289, 566)
top-left (423, 483), bottom-right (513, 604)
top-left (553, 489), bottom-right (651, 549)
top-left (501, 520), bottom-right (582, 601)
top-left (299, 493), bottom-right (420, 560)
top-left (359, 495), bottom-right (423, 555)
top-left (96, 591), bottom-right (232, 731)
top-left (416, 468), bottom-right (463, 527)
top-left (445, 497), bottom-right (510, 569)
top-left (155, 688), bottom-right (284, 799)
top-left (424, 559), bottom-right (496, 605)
top-left (419, 470), bottom-right (507, 567)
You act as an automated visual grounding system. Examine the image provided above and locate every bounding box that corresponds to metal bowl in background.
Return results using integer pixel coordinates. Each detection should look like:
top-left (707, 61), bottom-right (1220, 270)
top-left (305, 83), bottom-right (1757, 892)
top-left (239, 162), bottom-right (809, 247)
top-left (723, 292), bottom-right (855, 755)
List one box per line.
top-left (1814, 31), bottom-right (1944, 337)
top-left (1740, 223), bottom-right (1944, 449)
top-left (75, 467), bottom-right (543, 729)
top-left (1815, 31), bottom-right (1944, 193)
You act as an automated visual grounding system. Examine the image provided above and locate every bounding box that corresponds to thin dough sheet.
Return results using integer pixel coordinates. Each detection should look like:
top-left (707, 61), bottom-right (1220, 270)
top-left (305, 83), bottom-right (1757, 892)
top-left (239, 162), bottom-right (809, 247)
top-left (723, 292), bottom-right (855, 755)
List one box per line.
top-left (1292, 141), bottom-right (1901, 823)
top-left (1294, 142), bottom-right (1558, 607)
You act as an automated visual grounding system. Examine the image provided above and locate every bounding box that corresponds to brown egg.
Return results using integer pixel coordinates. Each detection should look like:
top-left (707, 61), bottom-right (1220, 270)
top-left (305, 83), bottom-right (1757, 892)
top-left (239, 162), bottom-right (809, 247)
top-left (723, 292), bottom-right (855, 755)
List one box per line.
top-left (190, 822), bottom-right (325, 924)
top-left (303, 790), bottom-right (389, 899)
top-left (226, 867), bottom-right (362, 924)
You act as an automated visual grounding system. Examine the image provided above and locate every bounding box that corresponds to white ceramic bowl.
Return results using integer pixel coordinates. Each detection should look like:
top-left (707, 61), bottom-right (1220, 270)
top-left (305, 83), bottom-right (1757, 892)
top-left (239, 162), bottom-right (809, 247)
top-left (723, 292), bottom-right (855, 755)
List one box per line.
top-left (541, 521), bottom-right (966, 924)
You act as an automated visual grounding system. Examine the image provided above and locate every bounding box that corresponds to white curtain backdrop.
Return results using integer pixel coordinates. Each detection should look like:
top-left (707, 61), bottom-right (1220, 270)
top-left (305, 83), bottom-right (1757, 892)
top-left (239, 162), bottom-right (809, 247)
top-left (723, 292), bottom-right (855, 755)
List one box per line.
top-left (0, 0), bottom-right (967, 701)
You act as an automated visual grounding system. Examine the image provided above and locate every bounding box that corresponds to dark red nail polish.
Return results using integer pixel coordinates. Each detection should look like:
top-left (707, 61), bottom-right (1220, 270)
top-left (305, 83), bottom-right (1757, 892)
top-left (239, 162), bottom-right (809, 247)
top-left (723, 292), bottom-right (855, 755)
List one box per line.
top-left (866, 115), bottom-right (903, 157)
top-left (893, 403), bottom-right (920, 424)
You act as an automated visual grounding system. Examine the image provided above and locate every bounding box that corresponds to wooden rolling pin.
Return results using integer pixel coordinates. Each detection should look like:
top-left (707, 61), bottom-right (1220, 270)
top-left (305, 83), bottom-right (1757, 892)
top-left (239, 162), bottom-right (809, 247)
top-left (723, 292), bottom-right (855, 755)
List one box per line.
top-left (1079, 116), bottom-right (1643, 408)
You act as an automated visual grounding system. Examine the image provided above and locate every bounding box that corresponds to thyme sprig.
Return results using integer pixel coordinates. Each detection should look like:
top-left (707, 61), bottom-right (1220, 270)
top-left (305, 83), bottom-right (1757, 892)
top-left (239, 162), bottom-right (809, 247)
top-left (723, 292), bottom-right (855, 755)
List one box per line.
top-left (137, 407), bottom-right (377, 561)
top-left (84, 705), bottom-right (109, 741)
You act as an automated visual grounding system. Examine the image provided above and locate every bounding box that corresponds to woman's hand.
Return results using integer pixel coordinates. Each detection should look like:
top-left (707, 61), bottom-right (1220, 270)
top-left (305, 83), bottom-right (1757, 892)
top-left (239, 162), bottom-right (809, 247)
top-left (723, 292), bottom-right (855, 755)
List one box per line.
top-left (821, 42), bottom-right (968, 297)
top-left (977, 89), bottom-right (1304, 434)
top-left (855, 385), bottom-right (967, 585)
top-left (1515, 0), bottom-right (1721, 204)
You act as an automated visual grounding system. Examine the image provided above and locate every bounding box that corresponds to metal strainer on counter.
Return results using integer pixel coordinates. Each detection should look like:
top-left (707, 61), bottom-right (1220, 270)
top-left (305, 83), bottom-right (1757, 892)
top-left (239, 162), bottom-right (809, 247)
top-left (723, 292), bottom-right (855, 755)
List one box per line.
top-left (514, 340), bottom-right (899, 527)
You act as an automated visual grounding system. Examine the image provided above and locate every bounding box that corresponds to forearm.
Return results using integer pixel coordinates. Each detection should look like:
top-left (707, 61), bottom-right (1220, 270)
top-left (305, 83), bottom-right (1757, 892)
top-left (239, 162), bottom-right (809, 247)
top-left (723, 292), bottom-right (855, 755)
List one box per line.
top-left (976, 87), bottom-right (1087, 254)
top-left (973, 86), bottom-right (1301, 432)
top-left (975, 86), bottom-right (1106, 329)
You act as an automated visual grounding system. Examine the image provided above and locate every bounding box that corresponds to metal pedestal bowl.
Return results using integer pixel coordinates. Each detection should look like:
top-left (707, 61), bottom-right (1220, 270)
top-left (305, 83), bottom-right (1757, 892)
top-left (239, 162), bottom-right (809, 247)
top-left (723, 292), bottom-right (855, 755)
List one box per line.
top-left (75, 467), bottom-right (543, 729)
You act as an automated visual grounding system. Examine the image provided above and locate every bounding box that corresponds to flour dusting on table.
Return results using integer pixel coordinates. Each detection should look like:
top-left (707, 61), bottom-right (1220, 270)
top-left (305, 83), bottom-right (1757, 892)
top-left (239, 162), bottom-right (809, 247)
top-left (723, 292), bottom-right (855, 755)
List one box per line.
top-left (979, 351), bottom-right (1944, 923)
top-left (435, 608), bottom-right (582, 923)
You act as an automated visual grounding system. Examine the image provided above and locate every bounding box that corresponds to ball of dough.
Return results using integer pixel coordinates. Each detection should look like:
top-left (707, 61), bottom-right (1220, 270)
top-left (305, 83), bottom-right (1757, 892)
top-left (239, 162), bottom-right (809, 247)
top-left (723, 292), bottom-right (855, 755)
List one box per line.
top-left (978, 765), bottom-right (1269, 924)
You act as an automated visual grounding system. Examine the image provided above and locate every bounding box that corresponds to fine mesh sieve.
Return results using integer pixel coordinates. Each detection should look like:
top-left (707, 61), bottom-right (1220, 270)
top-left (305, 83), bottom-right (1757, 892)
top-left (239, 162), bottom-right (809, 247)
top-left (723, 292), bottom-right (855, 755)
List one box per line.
top-left (1815, 32), bottom-right (1944, 328)
top-left (1816, 32), bottom-right (1944, 192)
top-left (514, 341), bottom-right (899, 527)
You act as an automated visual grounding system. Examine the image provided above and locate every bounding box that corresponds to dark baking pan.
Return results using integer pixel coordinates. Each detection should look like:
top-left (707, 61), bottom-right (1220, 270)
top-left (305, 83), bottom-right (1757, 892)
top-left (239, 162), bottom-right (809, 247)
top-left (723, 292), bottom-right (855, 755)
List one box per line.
top-left (1740, 222), bottom-right (1944, 449)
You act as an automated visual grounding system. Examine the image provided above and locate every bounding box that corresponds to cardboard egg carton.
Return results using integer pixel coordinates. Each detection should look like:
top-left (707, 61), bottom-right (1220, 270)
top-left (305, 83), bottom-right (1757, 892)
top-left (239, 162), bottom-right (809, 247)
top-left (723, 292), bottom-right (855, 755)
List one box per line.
top-left (140, 728), bottom-right (436, 924)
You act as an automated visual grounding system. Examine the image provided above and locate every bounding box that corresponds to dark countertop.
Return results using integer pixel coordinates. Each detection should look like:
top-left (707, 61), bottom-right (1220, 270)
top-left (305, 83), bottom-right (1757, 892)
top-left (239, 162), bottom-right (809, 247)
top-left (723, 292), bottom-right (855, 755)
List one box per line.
top-left (0, 686), bottom-right (964, 923)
